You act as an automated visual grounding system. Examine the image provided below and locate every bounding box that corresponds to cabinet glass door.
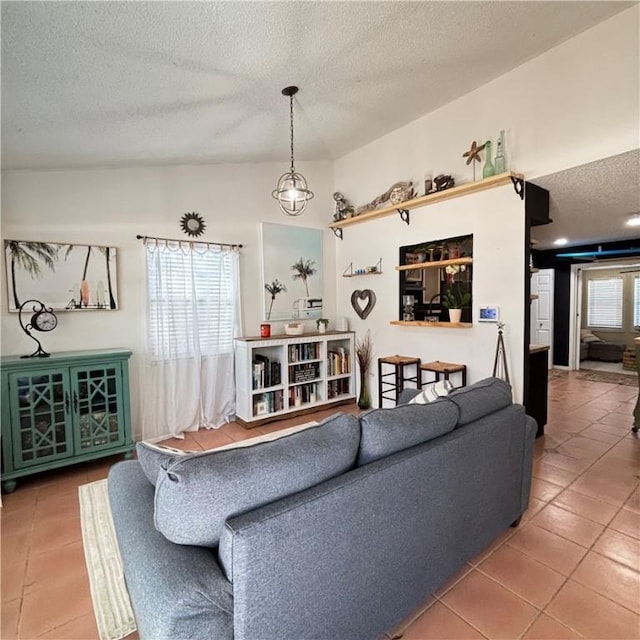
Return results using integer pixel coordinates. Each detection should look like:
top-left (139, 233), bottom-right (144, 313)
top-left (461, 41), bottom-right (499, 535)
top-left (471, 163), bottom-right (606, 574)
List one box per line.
top-left (71, 365), bottom-right (125, 452)
top-left (9, 369), bottom-right (73, 468)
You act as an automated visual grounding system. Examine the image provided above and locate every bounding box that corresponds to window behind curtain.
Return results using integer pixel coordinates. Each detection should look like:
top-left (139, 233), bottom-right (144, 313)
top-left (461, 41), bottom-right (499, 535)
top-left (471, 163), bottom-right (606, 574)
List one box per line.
top-left (634, 276), bottom-right (640, 327)
top-left (146, 243), bottom-right (236, 360)
top-left (587, 277), bottom-right (623, 329)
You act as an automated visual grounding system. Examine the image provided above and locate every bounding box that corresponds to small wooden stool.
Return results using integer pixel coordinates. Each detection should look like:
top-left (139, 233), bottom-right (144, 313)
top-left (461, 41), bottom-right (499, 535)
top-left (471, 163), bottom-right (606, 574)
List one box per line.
top-left (421, 360), bottom-right (467, 389)
top-left (378, 355), bottom-right (421, 407)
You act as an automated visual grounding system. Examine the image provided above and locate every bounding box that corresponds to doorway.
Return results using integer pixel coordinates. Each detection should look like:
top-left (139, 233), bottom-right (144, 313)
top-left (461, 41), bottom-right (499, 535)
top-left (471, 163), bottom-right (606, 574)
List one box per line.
top-left (570, 262), bottom-right (638, 374)
top-left (530, 269), bottom-right (554, 369)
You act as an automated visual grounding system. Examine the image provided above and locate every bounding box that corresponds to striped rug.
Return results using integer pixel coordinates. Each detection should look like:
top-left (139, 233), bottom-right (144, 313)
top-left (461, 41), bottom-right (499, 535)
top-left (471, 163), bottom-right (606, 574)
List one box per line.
top-left (79, 479), bottom-right (136, 640)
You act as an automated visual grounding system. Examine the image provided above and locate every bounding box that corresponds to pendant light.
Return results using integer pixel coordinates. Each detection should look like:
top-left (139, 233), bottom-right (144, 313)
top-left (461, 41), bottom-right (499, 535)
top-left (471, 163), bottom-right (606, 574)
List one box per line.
top-left (272, 86), bottom-right (314, 216)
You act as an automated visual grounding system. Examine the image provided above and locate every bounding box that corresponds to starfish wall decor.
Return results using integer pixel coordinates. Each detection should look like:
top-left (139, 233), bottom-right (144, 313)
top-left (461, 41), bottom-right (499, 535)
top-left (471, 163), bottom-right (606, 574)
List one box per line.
top-left (462, 140), bottom-right (486, 181)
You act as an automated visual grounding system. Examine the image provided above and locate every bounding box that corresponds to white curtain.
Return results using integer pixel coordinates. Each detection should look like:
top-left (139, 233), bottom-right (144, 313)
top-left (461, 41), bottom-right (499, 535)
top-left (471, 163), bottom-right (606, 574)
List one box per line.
top-left (141, 239), bottom-right (241, 440)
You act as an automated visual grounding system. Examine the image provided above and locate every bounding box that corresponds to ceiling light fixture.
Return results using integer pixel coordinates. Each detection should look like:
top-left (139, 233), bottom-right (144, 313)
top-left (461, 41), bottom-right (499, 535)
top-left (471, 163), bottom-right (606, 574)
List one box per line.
top-left (553, 238), bottom-right (569, 246)
top-left (626, 215), bottom-right (640, 227)
top-left (272, 86), bottom-right (313, 216)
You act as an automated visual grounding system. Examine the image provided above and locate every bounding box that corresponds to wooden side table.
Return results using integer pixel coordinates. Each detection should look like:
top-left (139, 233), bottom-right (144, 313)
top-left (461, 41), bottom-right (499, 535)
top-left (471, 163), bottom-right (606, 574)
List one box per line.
top-left (420, 360), bottom-right (467, 389)
top-left (378, 355), bottom-right (421, 407)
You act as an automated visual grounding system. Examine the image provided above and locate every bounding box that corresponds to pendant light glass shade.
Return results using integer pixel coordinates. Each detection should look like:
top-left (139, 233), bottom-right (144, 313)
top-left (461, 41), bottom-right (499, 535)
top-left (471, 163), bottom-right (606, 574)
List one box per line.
top-left (272, 86), bottom-right (313, 216)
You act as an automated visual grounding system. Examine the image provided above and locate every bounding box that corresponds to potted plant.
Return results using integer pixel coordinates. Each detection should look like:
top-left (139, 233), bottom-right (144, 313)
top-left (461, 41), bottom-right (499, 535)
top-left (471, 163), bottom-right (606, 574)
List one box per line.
top-left (316, 318), bottom-right (329, 334)
top-left (441, 285), bottom-right (471, 323)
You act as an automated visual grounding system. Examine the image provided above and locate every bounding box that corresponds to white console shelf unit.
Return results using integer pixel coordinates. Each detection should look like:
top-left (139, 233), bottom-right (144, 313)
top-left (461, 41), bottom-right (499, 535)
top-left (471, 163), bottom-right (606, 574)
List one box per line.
top-left (234, 331), bottom-right (356, 428)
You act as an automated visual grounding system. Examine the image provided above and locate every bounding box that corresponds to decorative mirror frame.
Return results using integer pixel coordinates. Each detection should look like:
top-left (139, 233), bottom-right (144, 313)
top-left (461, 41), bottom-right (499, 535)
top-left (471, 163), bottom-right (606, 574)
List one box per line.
top-left (180, 212), bottom-right (206, 237)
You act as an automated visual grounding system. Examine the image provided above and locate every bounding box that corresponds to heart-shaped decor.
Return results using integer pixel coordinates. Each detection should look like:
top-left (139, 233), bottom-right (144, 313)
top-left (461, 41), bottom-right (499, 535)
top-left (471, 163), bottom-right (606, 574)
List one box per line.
top-left (351, 289), bottom-right (376, 319)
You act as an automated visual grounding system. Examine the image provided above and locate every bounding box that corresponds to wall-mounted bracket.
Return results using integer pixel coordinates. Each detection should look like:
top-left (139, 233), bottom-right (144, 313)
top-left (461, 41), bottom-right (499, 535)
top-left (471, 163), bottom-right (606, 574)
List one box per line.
top-left (511, 176), bottom-right (524, 200)
top-left (332, 227), bottom-right (343, 240)
top-left (397, 209), bottom-right (410, 225)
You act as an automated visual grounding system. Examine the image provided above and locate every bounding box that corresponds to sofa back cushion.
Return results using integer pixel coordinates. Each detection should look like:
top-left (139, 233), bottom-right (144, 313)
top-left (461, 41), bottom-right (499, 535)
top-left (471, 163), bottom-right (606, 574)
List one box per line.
top-left (153, 412), bottom-right (360, 547)
top-left (357, 401), bottom-right (458, 465)
top-left (447, 377), bottom-right (512, 427)
top-left (136, 421), bottom-right (320, 487)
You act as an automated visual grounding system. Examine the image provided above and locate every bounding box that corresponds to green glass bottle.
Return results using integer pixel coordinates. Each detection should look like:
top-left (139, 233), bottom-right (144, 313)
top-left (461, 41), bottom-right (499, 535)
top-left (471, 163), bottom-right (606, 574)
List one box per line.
top-left (494, 130), bottom-right (506, 174)
top-left (482, 140), bottom-right (495, 178)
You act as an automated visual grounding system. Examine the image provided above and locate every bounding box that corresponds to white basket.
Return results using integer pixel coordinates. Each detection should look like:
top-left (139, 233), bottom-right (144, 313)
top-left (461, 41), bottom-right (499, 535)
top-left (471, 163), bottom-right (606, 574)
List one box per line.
top-left (284, 323), bottom-right (304, 336)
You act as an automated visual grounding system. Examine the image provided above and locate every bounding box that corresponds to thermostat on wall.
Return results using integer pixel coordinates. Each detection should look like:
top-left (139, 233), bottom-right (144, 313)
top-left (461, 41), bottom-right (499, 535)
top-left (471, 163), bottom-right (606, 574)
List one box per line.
top-left (479, 306), bottom-right (500, 322)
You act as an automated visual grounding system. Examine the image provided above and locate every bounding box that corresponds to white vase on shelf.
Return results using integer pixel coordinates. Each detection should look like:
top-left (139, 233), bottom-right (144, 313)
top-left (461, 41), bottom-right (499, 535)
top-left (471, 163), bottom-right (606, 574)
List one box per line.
top-left (448, 309), bottom-right (462, 324)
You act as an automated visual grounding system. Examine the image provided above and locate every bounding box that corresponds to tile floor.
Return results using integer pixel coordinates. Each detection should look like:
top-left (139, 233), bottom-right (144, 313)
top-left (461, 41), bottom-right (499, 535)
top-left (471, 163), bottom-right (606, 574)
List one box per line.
top-left (580, 360), bottom-right (634, 376)
top-left (2, 373), bottom-right (639, 640)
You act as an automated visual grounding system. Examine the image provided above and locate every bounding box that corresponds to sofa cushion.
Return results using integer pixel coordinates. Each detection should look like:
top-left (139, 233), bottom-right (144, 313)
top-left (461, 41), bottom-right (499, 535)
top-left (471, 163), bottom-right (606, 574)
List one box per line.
top-left (136, 421), bottom-right (320, 487)
top-left (408, 379), bottom-right (454, 404)
top-left (136, 442), bottom-right (193, 486)
top-left (154, 412), bottom-right (360, 547)
top-left (357, 401), bottom-right (458, 465)
top-left (581, 329), bottom-right (601, 343)
top-left (447, 377), bottom-right (512, 427)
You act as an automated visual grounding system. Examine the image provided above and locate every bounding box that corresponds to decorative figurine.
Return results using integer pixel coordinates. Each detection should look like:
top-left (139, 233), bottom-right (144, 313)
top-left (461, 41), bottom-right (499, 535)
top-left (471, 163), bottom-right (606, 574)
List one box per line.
top-left (463, 140), bottom-right (486, 181)
top-left (433, 174), bottom-right (455, 191)
top-left (333, 192), bottom-right (354, 221)
top-left (356, 181), bottom-right (414, 215)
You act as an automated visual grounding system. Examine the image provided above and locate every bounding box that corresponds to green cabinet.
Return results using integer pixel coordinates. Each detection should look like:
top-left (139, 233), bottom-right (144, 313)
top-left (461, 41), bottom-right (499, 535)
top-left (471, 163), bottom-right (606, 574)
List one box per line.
top-left (1, 349), bottom-right (133, 492)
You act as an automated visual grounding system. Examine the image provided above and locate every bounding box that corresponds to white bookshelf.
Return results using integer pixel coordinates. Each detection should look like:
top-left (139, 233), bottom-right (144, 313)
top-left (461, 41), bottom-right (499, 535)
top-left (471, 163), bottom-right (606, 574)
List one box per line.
top-left (234, 331), bottom-right (356, 428)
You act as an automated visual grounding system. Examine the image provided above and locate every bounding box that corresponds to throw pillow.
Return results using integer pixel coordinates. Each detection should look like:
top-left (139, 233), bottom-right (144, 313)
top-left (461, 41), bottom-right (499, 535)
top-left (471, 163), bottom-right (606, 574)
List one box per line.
top-left (408, 379), bottom-right (454, 404)
top-left (446, 377), bottom-right (513, 427)
top-left (357, 401), bottom-right (458, 465)
top-left (581, 329), bottom-right (601, 343)
top-left (153, 412), bottom-right (360, 547)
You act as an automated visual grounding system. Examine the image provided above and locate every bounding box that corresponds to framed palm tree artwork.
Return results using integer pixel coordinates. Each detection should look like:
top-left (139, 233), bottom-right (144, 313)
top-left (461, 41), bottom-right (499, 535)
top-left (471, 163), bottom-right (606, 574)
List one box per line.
top-left (261, 223), bottom-right (323, 322)
top-left (4, 240), bottom-right (119, 312)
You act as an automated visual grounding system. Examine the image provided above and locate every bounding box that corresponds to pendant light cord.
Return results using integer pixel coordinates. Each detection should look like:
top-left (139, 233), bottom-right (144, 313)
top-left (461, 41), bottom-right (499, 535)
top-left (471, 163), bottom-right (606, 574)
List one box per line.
top-left (289, 94), bottom-right (295, 174)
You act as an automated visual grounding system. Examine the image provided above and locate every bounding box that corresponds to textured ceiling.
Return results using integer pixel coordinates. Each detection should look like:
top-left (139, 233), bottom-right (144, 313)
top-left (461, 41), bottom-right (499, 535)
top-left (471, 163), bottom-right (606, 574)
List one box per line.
top-left (531, 150), bottom-right (640, 249)
top-left (1, 0), bottom-right (633, 170)
top-left (2, 1), bottom-right (637, 250)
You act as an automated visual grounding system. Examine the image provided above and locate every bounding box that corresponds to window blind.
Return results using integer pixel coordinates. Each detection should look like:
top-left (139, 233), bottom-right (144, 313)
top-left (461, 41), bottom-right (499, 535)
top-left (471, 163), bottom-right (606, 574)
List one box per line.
top-left (634, 276), bottom-right (640, 327)
top-left (587, 277), bottom-right (623, 329)
top-left (146, 245), bottom-right (236, 359)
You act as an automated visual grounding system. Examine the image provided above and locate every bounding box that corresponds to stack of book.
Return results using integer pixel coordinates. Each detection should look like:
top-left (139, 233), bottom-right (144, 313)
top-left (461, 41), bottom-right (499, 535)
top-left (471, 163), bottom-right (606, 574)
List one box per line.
top-left (252, 354), bottom-right (281, 390)
top-left (288, 342), bottom-right (321, 363)
top-left (327, 347), bottom-right (350, 376)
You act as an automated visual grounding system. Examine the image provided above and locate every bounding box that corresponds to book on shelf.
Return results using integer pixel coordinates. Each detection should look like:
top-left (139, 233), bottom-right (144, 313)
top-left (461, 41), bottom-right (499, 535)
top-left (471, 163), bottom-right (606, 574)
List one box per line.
top-left (252, 355), bottom-right (281, 389)
top-left (327, 347), bottom-right (351, 376)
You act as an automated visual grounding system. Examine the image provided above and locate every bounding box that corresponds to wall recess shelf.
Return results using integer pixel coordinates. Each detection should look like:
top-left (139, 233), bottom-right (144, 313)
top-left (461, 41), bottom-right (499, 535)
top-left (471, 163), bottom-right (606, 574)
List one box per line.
top-left (396, 257), bottom-right (472, 272)
top-left (390, 320), bottom-right (473, 329)
top-left (343, 258), bottom-right (383, 277)
top-left (329, 172), bottom-right (523, 238)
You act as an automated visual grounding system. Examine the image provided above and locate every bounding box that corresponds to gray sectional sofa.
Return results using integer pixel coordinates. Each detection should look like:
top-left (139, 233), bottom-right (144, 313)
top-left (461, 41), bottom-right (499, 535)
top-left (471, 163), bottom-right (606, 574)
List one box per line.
top-left (108, 377), bottom-right (536, 640)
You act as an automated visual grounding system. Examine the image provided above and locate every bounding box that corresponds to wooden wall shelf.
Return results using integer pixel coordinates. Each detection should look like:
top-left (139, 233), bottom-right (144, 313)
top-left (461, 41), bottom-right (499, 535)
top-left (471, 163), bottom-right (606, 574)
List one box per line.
top-left (396, 257), bottom-right (473, 272)
top-left (390, 320), bottom-right (473, 329)
top-left (329, 172), bottom-right (523, 234)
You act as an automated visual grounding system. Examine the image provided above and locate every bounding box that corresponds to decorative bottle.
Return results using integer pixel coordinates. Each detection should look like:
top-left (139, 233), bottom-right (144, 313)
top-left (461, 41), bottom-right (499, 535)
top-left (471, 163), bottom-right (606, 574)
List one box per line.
top-left (494, 130), bottom-right (506, 174)
top-left (482, 140), bottom-right (495, 178)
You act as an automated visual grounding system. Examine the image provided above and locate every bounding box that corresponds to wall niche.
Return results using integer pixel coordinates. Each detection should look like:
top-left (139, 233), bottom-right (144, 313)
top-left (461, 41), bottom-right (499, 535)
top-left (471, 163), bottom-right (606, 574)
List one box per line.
top-left (398, 234), bottom-right (473, 324)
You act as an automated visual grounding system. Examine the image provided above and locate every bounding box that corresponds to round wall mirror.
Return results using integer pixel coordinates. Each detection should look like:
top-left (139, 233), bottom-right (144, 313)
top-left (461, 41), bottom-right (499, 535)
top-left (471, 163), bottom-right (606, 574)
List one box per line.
top-left (180, 212), bottom-right (206, 237)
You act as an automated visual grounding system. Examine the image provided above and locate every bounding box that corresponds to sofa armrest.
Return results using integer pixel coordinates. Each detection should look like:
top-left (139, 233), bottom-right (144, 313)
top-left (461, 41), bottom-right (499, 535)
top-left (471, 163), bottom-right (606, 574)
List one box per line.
top-left (108, 461), bottom-right (233, 640)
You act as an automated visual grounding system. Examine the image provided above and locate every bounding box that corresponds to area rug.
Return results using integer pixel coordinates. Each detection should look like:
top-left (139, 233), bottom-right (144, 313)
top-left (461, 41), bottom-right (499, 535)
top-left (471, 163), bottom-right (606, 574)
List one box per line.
top-left (576, 370), bottom-right (638, 387)
top-left (79, 479), bottom-right (136, 640)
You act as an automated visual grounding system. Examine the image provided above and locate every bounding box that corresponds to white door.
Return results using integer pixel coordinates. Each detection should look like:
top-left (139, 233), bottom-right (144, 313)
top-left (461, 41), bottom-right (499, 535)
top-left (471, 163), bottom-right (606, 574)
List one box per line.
top-left (531, 269), bottom-right (555, 369)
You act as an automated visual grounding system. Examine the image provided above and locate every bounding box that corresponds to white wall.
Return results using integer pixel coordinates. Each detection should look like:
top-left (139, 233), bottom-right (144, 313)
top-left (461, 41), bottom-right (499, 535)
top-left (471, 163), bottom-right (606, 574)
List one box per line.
top-left (333, 6), bottom-right (639, 404)
top-left (1, 161), bottom-right (335, 435)
top-left (335, 7), bottom-right (639, 203)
